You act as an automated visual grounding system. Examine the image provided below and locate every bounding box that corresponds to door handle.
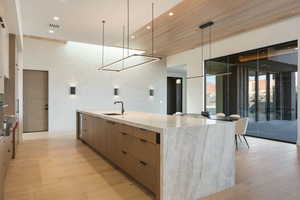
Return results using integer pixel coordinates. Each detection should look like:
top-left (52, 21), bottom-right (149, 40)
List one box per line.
top-left (140, 139), bottom-right (147, 143)
top-left (45, 104), bottom-right (48, 111)
top-left (139, 161), bottom-right (147, 166)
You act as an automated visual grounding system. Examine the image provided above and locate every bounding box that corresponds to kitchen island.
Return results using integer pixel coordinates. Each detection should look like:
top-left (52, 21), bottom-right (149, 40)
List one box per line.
top-left (76, 111), bottom-right (235, 200)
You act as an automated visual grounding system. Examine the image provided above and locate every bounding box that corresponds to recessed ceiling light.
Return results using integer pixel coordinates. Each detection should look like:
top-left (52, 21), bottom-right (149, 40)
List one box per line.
top-left (131, 35), bottom-right (135, 39)
top-left (49, 30), bottom-right (54, 34)
top-left (53, 16), bottom-right (60, 21)
top-left (169, 12), bottom-right (174, 16)
top-left (146, 26), bottom-right (151, 30)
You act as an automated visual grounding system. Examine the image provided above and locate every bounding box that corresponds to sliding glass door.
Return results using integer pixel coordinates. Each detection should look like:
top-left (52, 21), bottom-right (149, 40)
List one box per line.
top-left (205, 41), bottom-right (298, 143)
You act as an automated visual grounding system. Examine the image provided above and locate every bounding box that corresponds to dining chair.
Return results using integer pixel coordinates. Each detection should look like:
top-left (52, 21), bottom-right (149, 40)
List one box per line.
top-left (216, 113), bottom-right (226, 117)
top-left (230, 114), bottom-right (241, 119)
top-left (234, 118), bottom-right (249, 150)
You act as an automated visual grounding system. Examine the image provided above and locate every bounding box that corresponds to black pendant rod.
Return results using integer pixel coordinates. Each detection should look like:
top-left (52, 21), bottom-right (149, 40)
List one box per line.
top-left (101, 20), bottom-right (105, 68)
top-left (122, 25), bottom-right (125, 69)
top-left (201, 29), bottom-right (204, 69)
top-left (209, 26), bottom-right (212, 61)
top-left (127, 0), bottom-right (130, 56)
top-left (152, 2), bottom-right (154, 56)
top-left (98, 1), bottom-right (162, 72)
top-left (187, 21), bottom-right (214, 79)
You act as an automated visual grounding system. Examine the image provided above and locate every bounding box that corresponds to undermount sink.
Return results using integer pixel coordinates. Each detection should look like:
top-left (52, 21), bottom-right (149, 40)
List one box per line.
top-left (103, 113), bottom-right (122, 116)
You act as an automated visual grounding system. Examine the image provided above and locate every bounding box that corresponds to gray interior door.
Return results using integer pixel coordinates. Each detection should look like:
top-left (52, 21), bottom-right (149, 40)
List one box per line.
top-left (23, 70), bottom-right (48, 133)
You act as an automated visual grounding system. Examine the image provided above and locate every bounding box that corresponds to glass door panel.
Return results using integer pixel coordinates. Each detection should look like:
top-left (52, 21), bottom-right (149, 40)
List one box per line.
top-left (206, 75), bottom-right (217, 114)
top-left (205, 57), bottom-right (229, 115)
top-left (257, 74), bottom-right (267, 121)
top-left (205, 41), bottom-right (298, 143)
top-left (248, 75), bottom-right (256, 121)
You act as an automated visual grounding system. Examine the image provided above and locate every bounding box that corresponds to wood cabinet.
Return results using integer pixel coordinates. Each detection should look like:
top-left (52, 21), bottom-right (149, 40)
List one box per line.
top-left (80, 114), bottom-right (88, 142)
top-left (79, 113), bottom-right (160, 197)
top-left (93, 118), bottom-right (107, 155)
top-left (0, 139), bottom-right (6, 200)
top-left (0, 134), bottom-right (13, 200)
top-left (86, 116), bottom-right (96, 148)
top-left (106, 122), bottom-right (123, 165)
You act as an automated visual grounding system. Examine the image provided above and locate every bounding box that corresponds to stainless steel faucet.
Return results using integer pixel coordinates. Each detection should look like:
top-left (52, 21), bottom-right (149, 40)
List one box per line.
top-left (114, 101), bottom-right (125, 115)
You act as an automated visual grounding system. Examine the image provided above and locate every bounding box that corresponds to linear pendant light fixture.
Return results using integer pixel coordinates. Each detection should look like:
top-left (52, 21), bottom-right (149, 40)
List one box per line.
top-left (98, 1), bottom-right (162, 72)
top-left (186, 21), bottom-right (232, 79)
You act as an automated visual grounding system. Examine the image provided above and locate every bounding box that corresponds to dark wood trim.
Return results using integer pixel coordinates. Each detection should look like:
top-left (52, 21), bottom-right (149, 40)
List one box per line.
top-left (76, 112), bottom-right (81, 140)
top-left (266, 73), bottom-right (271, 121)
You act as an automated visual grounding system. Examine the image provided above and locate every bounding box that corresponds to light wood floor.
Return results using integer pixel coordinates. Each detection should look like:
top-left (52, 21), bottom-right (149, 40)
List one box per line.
top-left (4, 133), bottom-right (300, 200)
top-left (4, 133), bottom-right (153, 200)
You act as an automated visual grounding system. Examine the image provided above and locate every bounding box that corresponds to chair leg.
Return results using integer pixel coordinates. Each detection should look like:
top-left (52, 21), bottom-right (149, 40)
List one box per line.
top-left (238, 135), bottom-right (243, 143)
top-left (235, 135), bottom-right (238, 150)
top-left (243, 135), bottom-right (249, 148)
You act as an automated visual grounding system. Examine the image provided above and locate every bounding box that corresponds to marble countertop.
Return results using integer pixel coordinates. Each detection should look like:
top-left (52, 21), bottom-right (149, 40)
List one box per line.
top-left (78, 110), bottom-right (233, 133)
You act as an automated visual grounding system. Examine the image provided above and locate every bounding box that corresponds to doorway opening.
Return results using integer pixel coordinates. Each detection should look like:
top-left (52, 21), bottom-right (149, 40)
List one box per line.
top-left (167, 65), bottom-right (187, 115)
top-left (23, 70), bottom-right (49, 133)
top-left (167, 77), bottom-right (183, 114)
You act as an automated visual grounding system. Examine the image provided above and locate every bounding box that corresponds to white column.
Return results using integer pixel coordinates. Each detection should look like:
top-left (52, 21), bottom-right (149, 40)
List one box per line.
top-left (297, 38), bottom-right (300, 145)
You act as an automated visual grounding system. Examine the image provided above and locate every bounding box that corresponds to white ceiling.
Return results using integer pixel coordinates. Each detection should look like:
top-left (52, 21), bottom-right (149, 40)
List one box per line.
top-left (20, 0), bottom-right (181, 47)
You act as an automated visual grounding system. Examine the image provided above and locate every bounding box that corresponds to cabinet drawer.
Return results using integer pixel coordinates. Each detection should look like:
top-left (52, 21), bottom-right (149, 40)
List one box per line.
top-left (94, 118), bottom-right (107, 156)
top-left (119, 124), bottom-right (159, 144)
top-left (131, 137), bottom-right (158, 167)
top-left (107, 130), bottom-right (122, 165)
top-left (135, 159), bottom-right (156, 192)
top-left (134, 128), bottom-right (157, 144)
top-left (120, 132), bottom-right (134, 152)
top-left (119, 150), bottom-right (136, 177)
top-left (119, 151), bottom-right (156, 193)
top-left (118, 124), bottom-right (135, 137)
top-left (80, 114), bottom-right (88, 140)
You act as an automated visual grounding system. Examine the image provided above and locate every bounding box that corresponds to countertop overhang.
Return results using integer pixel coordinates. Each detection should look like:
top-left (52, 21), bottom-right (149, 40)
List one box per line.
top-left (77, 110), bottom-right (233, 134)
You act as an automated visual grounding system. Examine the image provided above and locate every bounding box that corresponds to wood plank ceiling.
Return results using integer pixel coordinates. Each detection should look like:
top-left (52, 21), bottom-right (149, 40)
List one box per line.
top-left (124, 0), bottom-right (300, 57)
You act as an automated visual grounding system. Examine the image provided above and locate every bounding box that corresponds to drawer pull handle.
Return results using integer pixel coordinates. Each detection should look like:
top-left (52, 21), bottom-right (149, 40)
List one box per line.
top-left (139, 128), bottom-right (147, 132)
top-left (122, 150), bottom-right (127, 155)
top-left (139, 161), bottom-right (147, 166)
top-left (140, 139), bottom-right (147, 143)
top-left (121, 132), bottom-right (127, 136)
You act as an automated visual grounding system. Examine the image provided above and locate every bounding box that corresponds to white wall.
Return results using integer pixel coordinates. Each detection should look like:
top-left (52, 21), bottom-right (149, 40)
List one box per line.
top-left (23, 38), bottom-right (167, 133)
top-left (16, 48), bottom-right (23, 141)
top-left (167, 16), bottom-right (300, 144)
top-left (0, 0), bottom-right (7, 81)
top-left (167, 49), bottom-right (205, 113)
top-left (0, 23), bottom-right (9, 93)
